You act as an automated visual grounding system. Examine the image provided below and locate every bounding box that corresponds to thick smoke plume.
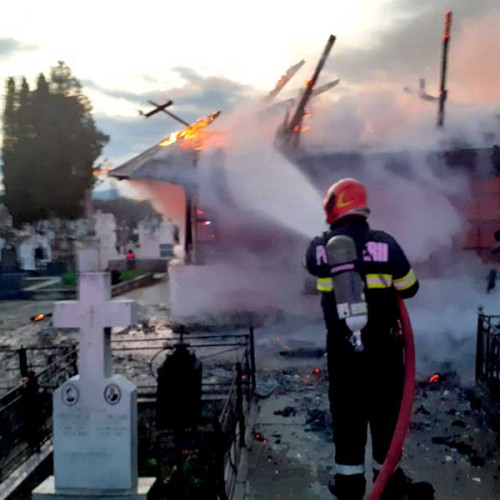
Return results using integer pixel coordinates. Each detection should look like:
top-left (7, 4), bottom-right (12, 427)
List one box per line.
top-left (125, 4), bottom-right (500, 379)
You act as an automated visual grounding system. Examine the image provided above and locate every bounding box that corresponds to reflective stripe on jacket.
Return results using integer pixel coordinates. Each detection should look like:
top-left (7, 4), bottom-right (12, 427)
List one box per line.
top-left (306, 218), bottom-right (419, 299)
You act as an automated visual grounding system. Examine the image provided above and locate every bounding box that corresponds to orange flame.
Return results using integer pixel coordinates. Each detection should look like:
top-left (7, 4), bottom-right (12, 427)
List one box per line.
top-left (158, 111), bottom-right (221, 151)
top-left (429, 373), bottom-right (441, 383)
top-left (292, 124), bottom-right (311, 134)
top-left (33, 314), bottom-right (45, 322)
top-left (93, 166), bottom-right (115, 177)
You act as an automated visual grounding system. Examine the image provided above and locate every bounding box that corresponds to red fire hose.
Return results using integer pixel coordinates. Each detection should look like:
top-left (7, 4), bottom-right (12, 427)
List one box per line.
top-left (365, 296), bottom-right (416, 500)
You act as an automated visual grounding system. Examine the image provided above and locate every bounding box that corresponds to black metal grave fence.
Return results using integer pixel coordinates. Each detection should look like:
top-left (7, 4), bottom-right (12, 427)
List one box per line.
top-left (111, 328), bottom-right (256, 499)
top-left (476, 310), bottom-right (500, 396)
top-left (0, 328), bottom-right (256, 498)
top-left (0, 346), bottom-right (78, 484)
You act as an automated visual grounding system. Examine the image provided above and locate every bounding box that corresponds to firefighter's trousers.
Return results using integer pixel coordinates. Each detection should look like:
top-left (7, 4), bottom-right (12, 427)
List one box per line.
top-left (327, 329), bottom-right (404, 479)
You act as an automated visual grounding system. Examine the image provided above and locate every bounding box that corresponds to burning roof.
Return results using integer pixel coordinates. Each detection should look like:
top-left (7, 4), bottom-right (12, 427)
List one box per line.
top-left (158, 111), bottom-right (221, 150)
top-left (109, 110), bottom-right (222, 186)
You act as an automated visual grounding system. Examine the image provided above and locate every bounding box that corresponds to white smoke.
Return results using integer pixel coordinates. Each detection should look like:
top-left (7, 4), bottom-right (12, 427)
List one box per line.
top-left (211, 104), bottom-right (325, 239)
top-left (409, 278), bottom-right (499, 382)
top-left (125, 7), bottom-right (500, 379)
top-left (196, 86), bottom-right (498, 379)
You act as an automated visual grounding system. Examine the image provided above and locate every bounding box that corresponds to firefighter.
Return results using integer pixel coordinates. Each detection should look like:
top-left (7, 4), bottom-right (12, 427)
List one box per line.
top-left (305, 178), bottom-right (434, 500)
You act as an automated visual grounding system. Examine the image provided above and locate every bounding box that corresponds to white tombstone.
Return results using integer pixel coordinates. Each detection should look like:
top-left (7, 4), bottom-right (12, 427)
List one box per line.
top-left (32, 248), bottom-right (154, 500)
top-left (158, 219), bottom-right (175, 258)
top-left (19, 231), bottom-right (53, 271)
top-left (137, 219), bottom-right (160, 259)
top-left (159, 219), bottom-right (174, 246)
top-left (95, 211), bottom-right (119, 270)
top-left (18, 238), bottom-right (36, 271)
top-left (137, 218), bottom-right (175, 259)
top-left (35, 232), bottom-right (53, 263)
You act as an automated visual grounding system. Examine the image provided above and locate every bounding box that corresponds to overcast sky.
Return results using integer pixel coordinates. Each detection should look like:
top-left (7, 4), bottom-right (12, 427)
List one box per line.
top-left (0, 0), bottom-right (499, 168)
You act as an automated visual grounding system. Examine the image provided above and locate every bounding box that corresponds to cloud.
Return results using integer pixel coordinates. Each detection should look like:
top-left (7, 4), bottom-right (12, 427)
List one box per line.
top-left (83, 68), bottom-right (259, 125)
top-left (0, 38), bottom-right (36, 58)
top-left (324, 0), bottom-right (500, 96)
top-left (94, 113), bottom-right (174, 166)
top-left (297, 0), bottom-right (500, 151)
top-left (171, 66), bottom-right (204, 84)
top-left (87, 69), bottom-right (260, 165)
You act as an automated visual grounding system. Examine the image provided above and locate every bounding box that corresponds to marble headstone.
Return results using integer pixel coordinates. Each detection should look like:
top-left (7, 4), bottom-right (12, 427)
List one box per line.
top-left (33, 248), bottom-right (154, 499)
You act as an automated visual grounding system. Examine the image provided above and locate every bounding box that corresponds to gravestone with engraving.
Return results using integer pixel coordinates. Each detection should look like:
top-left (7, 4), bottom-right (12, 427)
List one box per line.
top-left (32, 247), bottom-right (154, 499)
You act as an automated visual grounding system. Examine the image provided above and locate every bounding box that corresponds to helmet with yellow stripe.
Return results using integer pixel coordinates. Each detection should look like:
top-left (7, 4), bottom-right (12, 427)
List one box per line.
top-left (323, 178), bottom-right (370, 225)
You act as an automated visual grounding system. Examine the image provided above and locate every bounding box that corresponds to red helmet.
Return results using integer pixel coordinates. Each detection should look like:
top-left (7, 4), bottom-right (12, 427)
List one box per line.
top-left (323, 178), bottom-right (369, 224)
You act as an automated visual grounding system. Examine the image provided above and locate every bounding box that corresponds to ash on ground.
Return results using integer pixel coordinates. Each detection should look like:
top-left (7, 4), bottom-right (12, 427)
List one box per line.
top-left (246, 365), bottom-right (500, 500)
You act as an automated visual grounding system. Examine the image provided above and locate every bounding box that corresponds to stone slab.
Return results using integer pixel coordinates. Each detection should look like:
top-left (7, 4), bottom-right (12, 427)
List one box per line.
top-left (53, 375), bottom-right (138, 491)
top-left (32, 476), bottom-right (155, 500)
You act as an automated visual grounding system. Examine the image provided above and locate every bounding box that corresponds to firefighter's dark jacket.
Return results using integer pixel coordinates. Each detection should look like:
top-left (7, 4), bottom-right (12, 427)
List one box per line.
top-left (305, 216), bottom-right (419, 338)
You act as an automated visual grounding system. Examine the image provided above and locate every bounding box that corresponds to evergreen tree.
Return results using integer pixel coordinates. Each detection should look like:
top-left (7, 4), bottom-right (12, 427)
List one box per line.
top-left (1, 62), bottom-right (109, 225)
top-left (2, 77), bottom-right (37, 224)
top-left (2, 78), bottom-right (19, 222)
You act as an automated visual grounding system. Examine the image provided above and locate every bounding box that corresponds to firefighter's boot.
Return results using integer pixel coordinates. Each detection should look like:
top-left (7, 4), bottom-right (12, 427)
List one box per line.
top-left (328, 474), bottom-right (366, 500)
top-left (375, 468), bottom-right (435, 500)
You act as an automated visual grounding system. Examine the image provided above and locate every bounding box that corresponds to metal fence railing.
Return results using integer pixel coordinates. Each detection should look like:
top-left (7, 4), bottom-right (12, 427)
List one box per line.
top-left (0, 349), bottom-right (23, 396)
top-left (0, 346), bottom-right (78, 484)
top-left (117, 327), bottom-right (256, 500)
top-left (110, 327), bottom-right (256, 400)
top-left (0, 327), bottom-right (256, 498)
top-left (215, 362), bottom-right (251, 500)
top-left (476, 310), bottom-right (500, 396)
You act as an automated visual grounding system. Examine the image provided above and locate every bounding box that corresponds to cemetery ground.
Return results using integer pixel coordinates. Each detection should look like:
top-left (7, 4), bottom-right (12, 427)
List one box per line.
top-left (0, 282), bottom-right (499, 499)
top-left (245, 353), bottom-right (500, 499)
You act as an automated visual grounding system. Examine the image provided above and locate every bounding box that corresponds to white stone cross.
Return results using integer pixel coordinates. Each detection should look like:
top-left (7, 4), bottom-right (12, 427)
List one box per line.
top-left (53, 248), bottom-right (137, 381)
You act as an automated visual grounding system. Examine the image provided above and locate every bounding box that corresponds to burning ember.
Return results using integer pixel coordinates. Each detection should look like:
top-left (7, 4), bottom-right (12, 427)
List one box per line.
top-left (30, 313), bottom-right (52, 322)
top-left (158, 111), bottom-right (221, 150)
top-left (292, 108), bottom-right (312, 133)
top-left (429, 373), bottom-right (441, 384)
top-left (255, 432), bottom-right (266, 443)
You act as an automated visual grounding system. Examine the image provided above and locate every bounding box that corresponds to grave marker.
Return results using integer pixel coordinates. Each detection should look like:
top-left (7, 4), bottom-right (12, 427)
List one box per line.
top-left (32, 248), bottom-right (154, 499)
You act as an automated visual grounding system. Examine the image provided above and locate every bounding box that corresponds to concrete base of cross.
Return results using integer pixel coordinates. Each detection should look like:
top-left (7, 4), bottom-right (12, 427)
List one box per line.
top-left (32, 476), bottom-right (155, 500)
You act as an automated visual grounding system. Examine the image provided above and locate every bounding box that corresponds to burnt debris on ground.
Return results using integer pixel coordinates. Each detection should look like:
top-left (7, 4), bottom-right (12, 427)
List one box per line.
top-left (246, 367), bottom-right (500, 499)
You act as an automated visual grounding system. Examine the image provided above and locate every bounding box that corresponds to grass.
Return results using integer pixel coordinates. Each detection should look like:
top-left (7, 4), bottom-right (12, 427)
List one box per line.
top-left (61, 272), bottom-right (77, 287)
top-left (60, 270), bottom-right (146, 288)
top-left (119, 270), bottom-right (145, 282)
